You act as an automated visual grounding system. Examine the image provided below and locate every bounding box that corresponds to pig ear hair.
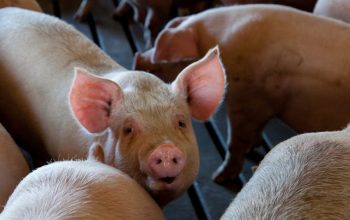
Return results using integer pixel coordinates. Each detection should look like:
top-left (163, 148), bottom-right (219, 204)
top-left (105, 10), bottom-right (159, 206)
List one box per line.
top-left (152, 28), bottom-right (200, 63)
top-left (88, 143), bottom-right (105, 162)
top-left (69, 67), bottom-right (124, 133)
top-left (173, 46), bottom-right (226, 121)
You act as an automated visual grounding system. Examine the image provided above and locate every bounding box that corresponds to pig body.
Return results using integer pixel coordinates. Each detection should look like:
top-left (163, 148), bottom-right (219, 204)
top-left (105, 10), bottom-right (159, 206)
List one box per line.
top-left (221, 127), bottom-right (350, 219)
top-left (313, 0), bottom-right (350, 23)
top-left (0, 8), bottom-right (226, 205)
top-left (0, 123), bottom-right (29, 210)
top-left (134, 5), bottom-right (350, 184)
top-left (0, 160), bottom-right (164, 220)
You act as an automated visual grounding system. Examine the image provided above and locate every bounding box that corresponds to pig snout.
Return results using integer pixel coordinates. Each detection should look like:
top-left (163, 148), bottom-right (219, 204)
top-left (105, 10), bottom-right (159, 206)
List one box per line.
top-left (147, 144), bottom-right (186, 183)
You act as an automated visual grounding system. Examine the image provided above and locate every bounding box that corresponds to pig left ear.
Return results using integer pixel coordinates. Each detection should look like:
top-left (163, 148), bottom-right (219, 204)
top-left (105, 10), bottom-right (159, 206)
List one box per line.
top-left (172, 46), bottom-right (226, 120)
top-left (69, 68), bottom-right (124, 133)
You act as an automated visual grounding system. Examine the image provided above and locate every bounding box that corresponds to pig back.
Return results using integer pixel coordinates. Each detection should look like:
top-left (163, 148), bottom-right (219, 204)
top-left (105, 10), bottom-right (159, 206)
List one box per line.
top-left (1, 160), bottom-right (164, 220)
top-left (221, 130), bottom-right (350, 219)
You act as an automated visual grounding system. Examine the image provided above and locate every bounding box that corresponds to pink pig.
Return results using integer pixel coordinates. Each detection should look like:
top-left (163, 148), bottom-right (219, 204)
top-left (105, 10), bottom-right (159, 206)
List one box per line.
top-left (1, 144), bottom-right (164, 220)
top-left (0, 8), bottom-right (226, 206)
top-left (221, 127), bottom-right (350, 219)
top-left (133, 5), bottom-right (350, 184)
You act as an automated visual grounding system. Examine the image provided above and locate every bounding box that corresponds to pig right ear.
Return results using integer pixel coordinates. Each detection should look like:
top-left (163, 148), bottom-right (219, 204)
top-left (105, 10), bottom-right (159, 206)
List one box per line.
top-left (152, 28), bottom-right (200, 63)
top-left (69, 68), bottom-right (124, 133)
top-left (172, 46), bottom-right (226, 121)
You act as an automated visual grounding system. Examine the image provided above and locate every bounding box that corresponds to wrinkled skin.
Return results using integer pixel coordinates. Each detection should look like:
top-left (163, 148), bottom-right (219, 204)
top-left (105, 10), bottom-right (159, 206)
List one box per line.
top-left (221, 127), bottom-right (350, 219)
top-left (133, 5), bottom-right (350, 184)
top-left (0, 8), bottom-right (226, 206)
top-left (313, 0), bottom-right (350, 23)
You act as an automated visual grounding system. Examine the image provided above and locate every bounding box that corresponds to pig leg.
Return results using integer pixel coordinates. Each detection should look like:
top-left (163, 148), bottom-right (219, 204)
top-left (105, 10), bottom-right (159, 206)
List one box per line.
top-left (0, 123), bottom-right (30, 210)
top-left (213, 88), bottom-right (281, 184)
top-left (74, 0), bottom-right (95, 22)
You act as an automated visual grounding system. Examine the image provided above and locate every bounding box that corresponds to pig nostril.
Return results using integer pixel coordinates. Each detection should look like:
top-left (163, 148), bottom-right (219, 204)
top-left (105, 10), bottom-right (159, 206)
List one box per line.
top-left (173, 158), bottom-right (178, 164)
top-left (156, 159), bottom-right (162, 165)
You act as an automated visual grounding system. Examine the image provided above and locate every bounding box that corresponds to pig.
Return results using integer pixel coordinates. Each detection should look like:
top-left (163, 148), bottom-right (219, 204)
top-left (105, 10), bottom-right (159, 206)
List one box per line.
top-left (0, 8), bottom-right (226, 206)
top-left (133, 5), bottom-right (350, 185)
top-left (221, 0), bottom-right (317, 12)
top-left (74, 0), bottom-right (213, 46)
top-left (0, 0), bottom-right (42, 11)
top-left (0, 143), bottom-right (164, 220)
top-left (221, 127), bottom-right (350, 219)
top-left (0, 123), bottom-right (30, 211)
top-left (313, 0), bottom-right (350, 23)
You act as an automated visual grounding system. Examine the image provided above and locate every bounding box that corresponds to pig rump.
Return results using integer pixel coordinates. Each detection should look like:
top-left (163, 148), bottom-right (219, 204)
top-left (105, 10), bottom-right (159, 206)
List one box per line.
top-left (221, 130), bottom-right (350, 219)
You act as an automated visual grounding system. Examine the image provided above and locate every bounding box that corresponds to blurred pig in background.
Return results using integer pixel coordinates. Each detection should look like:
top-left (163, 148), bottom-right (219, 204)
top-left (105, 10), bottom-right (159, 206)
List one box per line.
top-left (0, 123), bottom-right (29, 211)
top-left (313, 0), bottom-right (350, 23)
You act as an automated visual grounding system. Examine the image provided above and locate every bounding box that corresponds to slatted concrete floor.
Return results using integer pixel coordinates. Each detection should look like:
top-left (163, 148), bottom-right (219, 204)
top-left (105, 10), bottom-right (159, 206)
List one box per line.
top-left (34, 1), bottom-right (298, 219)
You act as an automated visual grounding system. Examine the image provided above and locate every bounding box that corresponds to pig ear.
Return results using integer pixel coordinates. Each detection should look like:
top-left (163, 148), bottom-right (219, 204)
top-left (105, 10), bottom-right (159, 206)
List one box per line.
top-left (172, 46), bottom-right (226, 120)
top-left (69, 68), bottom-right (124, 133)
top-left (152, 28), bottom-right (200, 63)
top-left (88, 143), bottom-right (105, 162)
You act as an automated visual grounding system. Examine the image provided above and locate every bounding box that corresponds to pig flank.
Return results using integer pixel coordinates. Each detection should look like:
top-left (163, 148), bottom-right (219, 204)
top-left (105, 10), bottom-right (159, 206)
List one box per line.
top-left (0, 8), bottom-right (225, 206)
top-left (0, 160), bottom-right (164, 220)
top-left (135, 5), bottom-right (350, 183)
top-left (221, 128), bottom-right (350, 219)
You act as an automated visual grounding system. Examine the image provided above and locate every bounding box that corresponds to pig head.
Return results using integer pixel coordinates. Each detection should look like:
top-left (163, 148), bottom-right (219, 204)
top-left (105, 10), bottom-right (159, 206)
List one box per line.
top-left (68, 47), bottom-right (226, 206)
top-left (133, 5), bottom-right (350, 186)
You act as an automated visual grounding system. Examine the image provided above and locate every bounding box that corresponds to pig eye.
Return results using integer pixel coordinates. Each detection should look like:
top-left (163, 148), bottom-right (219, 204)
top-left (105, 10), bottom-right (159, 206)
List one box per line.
top-left (123, 127), bottom-right (133, 135)
top-left (178, 120), bottom-right (186, 128)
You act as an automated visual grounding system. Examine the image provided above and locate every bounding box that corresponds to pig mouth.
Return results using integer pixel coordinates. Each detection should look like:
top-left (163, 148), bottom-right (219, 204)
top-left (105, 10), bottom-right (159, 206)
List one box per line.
top-left (146, 175), bottom-right (180, 191)
top-left (159, 176), bottom-right (176, 184)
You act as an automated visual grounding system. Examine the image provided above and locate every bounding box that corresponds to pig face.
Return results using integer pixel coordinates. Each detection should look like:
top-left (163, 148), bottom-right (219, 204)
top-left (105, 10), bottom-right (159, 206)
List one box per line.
top-left (69, 47), bottom-right (226, 206)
